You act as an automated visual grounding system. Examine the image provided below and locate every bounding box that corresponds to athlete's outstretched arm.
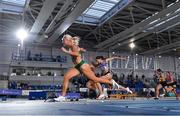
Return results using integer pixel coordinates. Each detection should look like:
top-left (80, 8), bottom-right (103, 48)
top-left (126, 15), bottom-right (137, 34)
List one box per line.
top-left (80, 48), bottom-right (86, 52)
top-left (61, 46), bottom-right (79, 57)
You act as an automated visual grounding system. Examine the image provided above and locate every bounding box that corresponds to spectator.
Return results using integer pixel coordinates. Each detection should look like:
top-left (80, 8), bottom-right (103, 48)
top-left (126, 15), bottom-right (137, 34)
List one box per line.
top-left (142, 74), bottom-right (145, 81)
top-left (143, 79), bottom-right (151, 88)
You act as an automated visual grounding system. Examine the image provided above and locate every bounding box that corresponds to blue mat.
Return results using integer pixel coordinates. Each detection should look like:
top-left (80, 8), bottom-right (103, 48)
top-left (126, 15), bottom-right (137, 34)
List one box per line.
top-left (0, 99), bottom-right (180, 115)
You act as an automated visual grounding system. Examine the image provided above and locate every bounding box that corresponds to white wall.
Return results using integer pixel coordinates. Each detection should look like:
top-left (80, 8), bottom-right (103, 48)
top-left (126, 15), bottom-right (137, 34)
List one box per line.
top-left (0, 44), bottom-right (17, 63)
top-left (0, 44), bottom-right (17, 75)
top-left (0, 64), bottom-right (9, 76)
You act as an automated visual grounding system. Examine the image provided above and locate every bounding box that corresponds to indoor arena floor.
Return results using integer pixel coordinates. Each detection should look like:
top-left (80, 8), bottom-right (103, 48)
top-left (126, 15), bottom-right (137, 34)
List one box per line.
top-left (0, 98), bottom-right (180, 115)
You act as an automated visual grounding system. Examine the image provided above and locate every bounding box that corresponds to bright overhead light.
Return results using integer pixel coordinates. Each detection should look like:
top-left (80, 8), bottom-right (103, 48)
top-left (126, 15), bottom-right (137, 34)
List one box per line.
top-left (16, 28), bottom-right (28, 41)
top-left (112, 52), bottom-right (115, 54)
top-left (158, 55), bottom-right (162, 58)
top-left (129, 42), bottom-right (135, 49)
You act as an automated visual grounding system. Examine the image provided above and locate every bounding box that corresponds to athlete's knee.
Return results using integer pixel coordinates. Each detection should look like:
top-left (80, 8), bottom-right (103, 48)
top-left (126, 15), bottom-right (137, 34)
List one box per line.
top-left (64, 75), bottom-right (71, 80)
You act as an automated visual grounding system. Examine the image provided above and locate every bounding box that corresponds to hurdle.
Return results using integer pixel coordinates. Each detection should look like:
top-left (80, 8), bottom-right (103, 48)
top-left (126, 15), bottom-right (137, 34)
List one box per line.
top-left (109, 93), bottom-right (137, 100)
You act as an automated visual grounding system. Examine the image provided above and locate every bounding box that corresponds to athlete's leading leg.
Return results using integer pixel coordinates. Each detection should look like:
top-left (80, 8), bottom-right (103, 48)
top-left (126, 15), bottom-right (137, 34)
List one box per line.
top-left (62, 68), bottom-right (80, 96)
top-left (54, 68), bottom-right (80, 101)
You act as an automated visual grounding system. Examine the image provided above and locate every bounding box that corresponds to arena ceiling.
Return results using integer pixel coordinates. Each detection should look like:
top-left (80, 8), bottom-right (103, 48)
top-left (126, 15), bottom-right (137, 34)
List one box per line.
top-left (0, 0), bottom-right (180, 55)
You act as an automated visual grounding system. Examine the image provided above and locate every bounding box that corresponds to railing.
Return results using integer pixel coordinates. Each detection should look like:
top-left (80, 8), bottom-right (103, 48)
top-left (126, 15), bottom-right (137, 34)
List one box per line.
top-left (111, 55), bottom-right (155, 70)
top-left (12, 53), bottom-right (67, 63)
top-left (0, 75), bottom-right (9, 80)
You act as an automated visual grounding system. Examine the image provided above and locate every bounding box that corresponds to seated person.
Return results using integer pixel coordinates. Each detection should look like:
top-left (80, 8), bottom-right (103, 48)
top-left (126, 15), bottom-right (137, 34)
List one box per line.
top-left (164, 72), bottom-right (178, 99)
top-left (154, 69), bottom-right (178, 100)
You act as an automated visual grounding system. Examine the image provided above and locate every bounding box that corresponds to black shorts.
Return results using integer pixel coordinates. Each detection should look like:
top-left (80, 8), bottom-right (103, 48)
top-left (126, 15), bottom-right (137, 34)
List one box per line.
top-left (159, 81), bottom-right (168, 87)
top-left (159, 81), bottom-right (177, 88)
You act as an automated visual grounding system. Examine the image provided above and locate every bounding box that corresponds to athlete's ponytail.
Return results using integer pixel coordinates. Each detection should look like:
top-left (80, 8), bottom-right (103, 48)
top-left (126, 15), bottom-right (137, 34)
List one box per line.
top-left (72, 36), bottom-right (80, 46)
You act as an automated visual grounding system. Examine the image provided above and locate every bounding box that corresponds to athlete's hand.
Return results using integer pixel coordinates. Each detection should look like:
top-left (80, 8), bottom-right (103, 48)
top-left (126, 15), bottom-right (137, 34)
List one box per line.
top-left (117, 56), bottom-right (127, 60)
top-left (61, 47), bottom-right (68, 53)
top-left (80, 48), bottom-right (86, 52)
top-left (122, 57), bottom-right (128, 60)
